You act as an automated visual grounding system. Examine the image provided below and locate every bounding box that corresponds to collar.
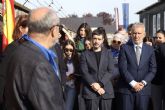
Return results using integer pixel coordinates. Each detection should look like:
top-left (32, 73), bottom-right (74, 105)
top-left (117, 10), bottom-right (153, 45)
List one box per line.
top-left (22, 34), bottom-right (57, 61)
top-left (22, 34), bottom-right (60, 79)
top-left (133, 42), bottom-right (143, 49)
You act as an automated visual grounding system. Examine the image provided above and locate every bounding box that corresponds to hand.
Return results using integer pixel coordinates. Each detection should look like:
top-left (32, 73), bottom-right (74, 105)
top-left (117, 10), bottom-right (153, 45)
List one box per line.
top-left (139, 82), bottom-right (144, 90)
top-left (67, 74), bottom-right (75, 80)
top-left (91, 83), bottom-right (101, 91)
top-left (97, 88), bottom-right (105, 95)
top-left (132, 82), bottom-right (144, 92)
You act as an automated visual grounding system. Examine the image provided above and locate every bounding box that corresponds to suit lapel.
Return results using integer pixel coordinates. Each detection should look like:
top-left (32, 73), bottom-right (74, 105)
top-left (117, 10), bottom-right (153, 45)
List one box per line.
top-left (128, 43), bottom-right (138, 65)
top-left (139, 44), bottom-right (147, 67)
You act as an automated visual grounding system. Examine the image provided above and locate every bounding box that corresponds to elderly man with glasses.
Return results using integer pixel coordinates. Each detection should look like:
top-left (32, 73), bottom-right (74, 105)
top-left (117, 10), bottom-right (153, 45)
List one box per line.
top-left (3, 7), bottom-right (65, 110)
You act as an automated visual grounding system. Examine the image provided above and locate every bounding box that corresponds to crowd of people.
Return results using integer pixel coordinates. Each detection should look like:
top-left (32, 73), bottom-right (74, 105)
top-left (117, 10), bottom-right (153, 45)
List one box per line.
top-left (0, 7), bottom-right (165, 110)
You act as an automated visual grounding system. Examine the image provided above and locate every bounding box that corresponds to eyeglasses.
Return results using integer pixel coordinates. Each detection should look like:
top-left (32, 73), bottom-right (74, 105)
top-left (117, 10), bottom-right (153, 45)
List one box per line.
top-left (112, 40), bottom-right (121, 45)
top-left (64, 48), bottom-right (73, 52)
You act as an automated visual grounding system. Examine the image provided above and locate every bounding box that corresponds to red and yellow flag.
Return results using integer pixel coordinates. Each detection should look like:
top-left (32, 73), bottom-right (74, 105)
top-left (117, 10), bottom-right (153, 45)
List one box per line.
top-left (2, 0), bottom-right (15, 51)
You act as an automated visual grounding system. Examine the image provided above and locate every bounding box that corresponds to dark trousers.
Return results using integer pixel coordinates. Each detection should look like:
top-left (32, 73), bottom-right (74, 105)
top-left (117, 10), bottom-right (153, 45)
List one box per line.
top-left (85, 98), bottom-right (112, 110)
top-left (116, 93), bottom-right (150, 110)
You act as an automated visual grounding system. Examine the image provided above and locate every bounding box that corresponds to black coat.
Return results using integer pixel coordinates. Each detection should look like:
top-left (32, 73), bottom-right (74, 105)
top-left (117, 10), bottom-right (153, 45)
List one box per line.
top-left (80, 47), bottom-right (114, 99)
top-left (4, 41), bottom-right (65, 110)
top-left (157, 43), bottom-right (165, 100)
top-left (0, 39), bottom-right (24, 104)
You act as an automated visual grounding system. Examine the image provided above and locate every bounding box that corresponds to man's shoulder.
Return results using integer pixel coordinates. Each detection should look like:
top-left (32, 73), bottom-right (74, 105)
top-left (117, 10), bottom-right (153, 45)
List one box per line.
top-left (143, 43), bottom-right (154, 51)
top-left (159, 43), bottom-right (165, 49)
top-left (120, 43), bottom-right (131, 49)
top-left (82, 49), bottom-right (92, 54)
top-left (11, 41), bottom-right (45, 64)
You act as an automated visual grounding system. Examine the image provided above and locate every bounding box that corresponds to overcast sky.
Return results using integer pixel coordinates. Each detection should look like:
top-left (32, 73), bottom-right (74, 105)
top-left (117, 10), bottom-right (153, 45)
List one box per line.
top-left (16, 0), bottom-right (158, 24)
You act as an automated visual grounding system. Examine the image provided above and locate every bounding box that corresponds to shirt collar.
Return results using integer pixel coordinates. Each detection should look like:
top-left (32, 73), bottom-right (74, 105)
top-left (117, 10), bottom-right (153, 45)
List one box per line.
top-left (22, 34), bottom-right (57, 60)
top-left (133, 42), bottom-right (143, 49)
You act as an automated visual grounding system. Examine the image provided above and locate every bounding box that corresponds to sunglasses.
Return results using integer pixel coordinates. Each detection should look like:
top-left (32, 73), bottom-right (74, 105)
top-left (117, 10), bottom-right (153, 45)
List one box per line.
top-left (64, 48), bottom-right (73, 52)
top-left (112, 40), bottom-right (121, 45)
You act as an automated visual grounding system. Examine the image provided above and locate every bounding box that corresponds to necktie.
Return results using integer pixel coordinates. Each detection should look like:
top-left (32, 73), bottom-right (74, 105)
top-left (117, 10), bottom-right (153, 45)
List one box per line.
top-left (136, 46), bottom-right (141, 65)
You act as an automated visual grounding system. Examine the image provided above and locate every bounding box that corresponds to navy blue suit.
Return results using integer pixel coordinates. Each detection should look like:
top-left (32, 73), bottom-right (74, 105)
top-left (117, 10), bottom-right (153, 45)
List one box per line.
top-left (117, 41), bottom-right (156, 110)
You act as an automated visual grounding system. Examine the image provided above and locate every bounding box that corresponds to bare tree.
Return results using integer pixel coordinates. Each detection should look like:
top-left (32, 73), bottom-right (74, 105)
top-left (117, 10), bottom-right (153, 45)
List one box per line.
top-left (97, 12), bottom-right (114, 25)
top-left (83, 13), bottom-right (93, 17)
top-left (68, 14), bottom-right (78, 18)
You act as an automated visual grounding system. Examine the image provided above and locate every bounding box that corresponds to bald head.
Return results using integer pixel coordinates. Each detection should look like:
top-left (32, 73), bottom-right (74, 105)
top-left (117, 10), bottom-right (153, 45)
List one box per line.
top-left (28, 7), bottom-right (59, 35)
top-left (29, 7), bottom-right (50, 22)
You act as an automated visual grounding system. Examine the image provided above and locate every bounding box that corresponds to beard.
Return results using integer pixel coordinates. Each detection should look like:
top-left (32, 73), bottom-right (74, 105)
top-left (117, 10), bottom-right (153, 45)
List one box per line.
top-left (93, 43), bottom-right (102, 50)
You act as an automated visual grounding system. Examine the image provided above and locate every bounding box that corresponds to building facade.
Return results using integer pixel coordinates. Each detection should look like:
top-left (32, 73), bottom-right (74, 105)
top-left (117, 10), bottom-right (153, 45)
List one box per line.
top-left (137, 0), bottom-right (165, 37)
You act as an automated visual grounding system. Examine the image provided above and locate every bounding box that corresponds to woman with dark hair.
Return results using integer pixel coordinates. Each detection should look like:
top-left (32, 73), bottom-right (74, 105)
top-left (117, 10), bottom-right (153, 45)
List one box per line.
top-left (63, 40), bottom-right (80, 110)
top-left (97, 27), bottom-right (109, 48)
top-left (151, 29), bottom-right (165, 110)
top-left (74, 23), bottom-right (92, 54)
top-left (154, 30), bottom-right (165, 45)
top-left (143, 37), bottom-right (154, 46)
top-left (84, 38), bottom-right (92, 50)
top-left (12, 14), bottom-right (28, 40)
top-left (0, 15), bottom-right (28, 109)
top-left (1, 14), bottom-right (29, 60)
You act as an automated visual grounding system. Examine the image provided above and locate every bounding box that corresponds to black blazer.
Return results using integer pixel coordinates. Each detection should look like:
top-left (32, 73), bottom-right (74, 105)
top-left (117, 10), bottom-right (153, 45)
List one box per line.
top-left (118, 41), bottom-right (157, 95)
top-left (80, 47), bottom-right (114, 99)
top-left (0, 39), bottom-right (24, 104)
top-left (153, 43), bottom-right (165, 85)
top-left (4, 41), bottom-right (65, 110)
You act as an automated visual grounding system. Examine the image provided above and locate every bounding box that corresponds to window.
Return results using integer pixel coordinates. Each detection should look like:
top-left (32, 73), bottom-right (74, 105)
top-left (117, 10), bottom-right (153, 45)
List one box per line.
top-left (157, 13), bottom-right (160, 31)
top-left (143, 18), bottom-right (146, 29)
top-left (153, 15), bottom-right (156, 36)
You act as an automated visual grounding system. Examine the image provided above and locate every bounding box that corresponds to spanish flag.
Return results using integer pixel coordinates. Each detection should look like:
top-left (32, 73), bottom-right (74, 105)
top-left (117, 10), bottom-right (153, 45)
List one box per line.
top-left (2, 0), bottom-right (15, 51)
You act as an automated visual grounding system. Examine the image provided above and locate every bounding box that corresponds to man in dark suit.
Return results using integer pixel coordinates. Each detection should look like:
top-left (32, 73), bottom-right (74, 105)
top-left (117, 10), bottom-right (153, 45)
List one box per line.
top-left (80, 28), bottom-right (114, 110)
top-left (3, 7), bottom-right (65, 110)
top-left (117, 23), bottom-right (156, 110)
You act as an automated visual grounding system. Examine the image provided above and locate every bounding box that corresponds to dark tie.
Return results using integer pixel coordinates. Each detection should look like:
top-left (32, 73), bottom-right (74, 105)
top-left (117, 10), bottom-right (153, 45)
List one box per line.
top-left (136, 46), bottom-right (141, 65)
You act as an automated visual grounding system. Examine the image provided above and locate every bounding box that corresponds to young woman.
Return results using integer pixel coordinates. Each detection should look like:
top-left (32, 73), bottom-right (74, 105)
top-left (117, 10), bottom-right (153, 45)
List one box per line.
top-left (151, 30), bottom-right (165, 110)
top-left (63, 40), bottom-right (80, 110)
top-left (13, 14), bottom-right (29, 40)
top-left (74, 23), bottom-right (92, 55)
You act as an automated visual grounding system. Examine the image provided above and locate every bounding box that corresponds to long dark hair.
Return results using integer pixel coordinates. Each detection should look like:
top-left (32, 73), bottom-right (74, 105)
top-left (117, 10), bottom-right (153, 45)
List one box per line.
top-left (63, 40), bottom-right (76, 59)
top-left (12, 15), bottom-right (28, 40)
top-left (97, 27), bottom-right (109, 48)
top-left (75, 23), bottom-right (92, 42)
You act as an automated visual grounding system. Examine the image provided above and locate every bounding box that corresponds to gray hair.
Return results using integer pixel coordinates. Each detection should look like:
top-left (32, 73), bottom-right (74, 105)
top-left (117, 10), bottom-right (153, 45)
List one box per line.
top-left (28, 9), bottom-right (59, 35)
top-left (131, 22), bottom-right (145, 32)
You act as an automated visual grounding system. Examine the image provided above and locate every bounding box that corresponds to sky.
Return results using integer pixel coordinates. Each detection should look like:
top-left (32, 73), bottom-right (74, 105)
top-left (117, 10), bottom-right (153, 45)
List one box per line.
top-left (15, 0), bottom-right (158, 24)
